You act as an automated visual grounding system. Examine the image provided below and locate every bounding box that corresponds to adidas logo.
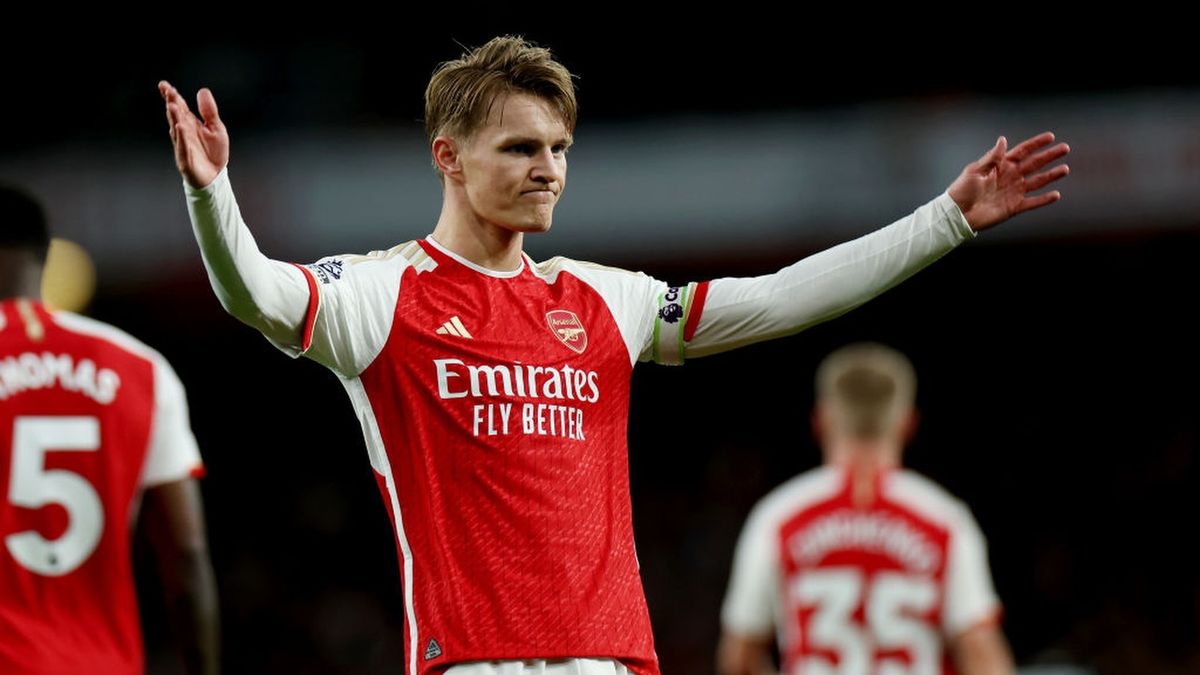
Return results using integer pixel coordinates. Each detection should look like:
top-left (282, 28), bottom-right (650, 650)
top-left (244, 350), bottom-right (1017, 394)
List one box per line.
top-left (435, 316), bottom-right (473, 339)
top-left (424, 638), bottom-right (443, 660)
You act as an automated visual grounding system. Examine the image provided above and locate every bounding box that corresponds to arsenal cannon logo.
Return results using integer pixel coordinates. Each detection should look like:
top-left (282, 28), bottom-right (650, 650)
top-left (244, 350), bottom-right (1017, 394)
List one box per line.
top-left (545, 309), bottom-right (588, 354)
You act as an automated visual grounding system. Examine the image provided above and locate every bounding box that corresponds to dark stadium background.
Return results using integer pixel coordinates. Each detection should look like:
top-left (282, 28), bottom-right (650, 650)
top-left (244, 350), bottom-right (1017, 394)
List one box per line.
top-left (2, 14), bottom-right (1197, 675)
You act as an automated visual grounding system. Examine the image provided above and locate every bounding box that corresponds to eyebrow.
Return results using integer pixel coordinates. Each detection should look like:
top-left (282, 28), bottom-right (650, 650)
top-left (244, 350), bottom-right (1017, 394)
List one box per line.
top-left (498, 134), bottom-right (574, 148)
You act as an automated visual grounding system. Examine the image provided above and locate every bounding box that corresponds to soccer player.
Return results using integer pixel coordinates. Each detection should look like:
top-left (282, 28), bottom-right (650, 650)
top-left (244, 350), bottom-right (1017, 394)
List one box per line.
top-left (0, 186), bottom-right (220, 675)
top-left (159, 36), bottom-right (1066, 675)
top-left (719, 343), bottom-right (1014, 675)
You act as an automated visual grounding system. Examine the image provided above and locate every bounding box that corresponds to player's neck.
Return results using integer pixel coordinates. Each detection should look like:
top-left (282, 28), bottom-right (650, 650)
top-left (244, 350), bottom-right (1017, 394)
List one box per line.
top-left (825, 441), bottom-right (900, 509)
top-left (824, 438), bottom-right (902, 470)
top-left (431, 208), bottom-right (525, 273)
top-left (0, 254), bottom-right (42, 301)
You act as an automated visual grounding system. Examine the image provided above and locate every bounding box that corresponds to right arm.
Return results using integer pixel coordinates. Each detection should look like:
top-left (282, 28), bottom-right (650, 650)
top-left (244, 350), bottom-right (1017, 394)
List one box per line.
top-left (184, 169), bottom-right (310, 348)
top-left (160, 81), bottom-right (308, 350)
top-left (719, 503), bottom-right (779, 675)
top-left (160, 82), bottom-right (397, 377)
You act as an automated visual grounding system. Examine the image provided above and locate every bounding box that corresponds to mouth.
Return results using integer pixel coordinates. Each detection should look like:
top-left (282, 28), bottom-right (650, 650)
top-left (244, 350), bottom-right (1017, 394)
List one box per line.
top-left (521, 189), bottom-right (557, 203)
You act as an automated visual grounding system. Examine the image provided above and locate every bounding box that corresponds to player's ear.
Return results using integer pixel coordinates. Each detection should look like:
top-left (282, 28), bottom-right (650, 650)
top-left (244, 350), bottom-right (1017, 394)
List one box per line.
top-left (811, 405), bottom-right (826, 444)
top-left (901, 408), bottom-right (919, 444)
top-left (433, 136), bottom-right (463, 179)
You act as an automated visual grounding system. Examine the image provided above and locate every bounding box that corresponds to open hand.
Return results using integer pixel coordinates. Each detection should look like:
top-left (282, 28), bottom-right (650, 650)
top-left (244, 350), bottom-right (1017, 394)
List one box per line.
top-left (159, 81), bottom-right (229, 189)
top-left (948, 132), bottom-right (1070, 232)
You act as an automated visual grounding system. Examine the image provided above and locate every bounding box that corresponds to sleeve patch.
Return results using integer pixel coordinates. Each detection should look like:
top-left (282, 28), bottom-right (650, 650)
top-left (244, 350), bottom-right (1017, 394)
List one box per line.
top-left (304, 258), bottom-right (345, 285)
top-left (653, 284), bottom-right (690, 365)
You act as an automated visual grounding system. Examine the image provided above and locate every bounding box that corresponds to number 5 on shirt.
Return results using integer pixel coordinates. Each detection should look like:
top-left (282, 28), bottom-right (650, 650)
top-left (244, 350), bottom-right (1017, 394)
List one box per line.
top-left (5, 416), bottom-right (103, 577)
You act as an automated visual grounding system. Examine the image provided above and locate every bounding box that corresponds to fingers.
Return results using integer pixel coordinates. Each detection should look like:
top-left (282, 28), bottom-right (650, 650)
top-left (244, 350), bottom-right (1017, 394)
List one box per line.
top-left (158, 80), bottom-right (175, 102)
top-left (164, 97), bottom-right (178, 134)
top-left (158, 81), bottom-right (192, 114)
top-left (1005, 132), bottom-right (1056, 162)
top-left (162, 81), bottom-right (181, 134)
top-left (160, 81), bottom-right (207, 132)
top-left (165, 100), bottom-right (197, 138)
top-left (972, 136), bottom-right (1007, 173)
top-left (165, 101), bottom-right (190, 145)
top-left (168, 104), bottom-right (191, 171)
top-left (161, 86), bottom-right (197, 170)
top-left (196, 88), bottom-right (224, 132)
top-left (1023, 163), bottom-right (1070, 192)
top-left (1015, 190), bottom-right (1062, 215)
top-left (1019, 141), bottom-right (1071, 175)
top-left (173, 121), bottom-right (191, 170)
top-left (161, 80), bottom-right (197, 140)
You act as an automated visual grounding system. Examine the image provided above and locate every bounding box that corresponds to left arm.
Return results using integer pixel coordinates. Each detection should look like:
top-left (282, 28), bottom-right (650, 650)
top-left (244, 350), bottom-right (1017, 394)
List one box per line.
top-left (685, 192), bottom-right (970, 358)
top-left (142, 479), bottom-right (220, 675)
top-left (668, 133), bottom-right (1069, 361)
top-left (949, 621), bottom-right (1015, 675)
top-left (717, 631), bottom-right (776, 675)
top-left (139, 355), bottom-right (219, 674)
top-left (943, 501), bottom-right (1011, 675)
top-left (718, 501), bottom-right (780, 675)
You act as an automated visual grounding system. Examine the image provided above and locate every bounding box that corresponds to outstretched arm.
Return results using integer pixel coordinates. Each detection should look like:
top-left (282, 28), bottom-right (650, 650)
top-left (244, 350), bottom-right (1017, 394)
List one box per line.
top-left (667, 133), bottom-right (1069, 361)
top-left (142, 478), bottom-right (220, 675)
top-left (159, 81), bottom-right (309, 348)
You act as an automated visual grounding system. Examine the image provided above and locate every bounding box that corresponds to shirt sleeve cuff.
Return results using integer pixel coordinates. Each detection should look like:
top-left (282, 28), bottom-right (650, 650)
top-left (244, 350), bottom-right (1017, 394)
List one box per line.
top-left (936, 191), bottom-right (976, 242)
top-left (183, 165), bottom-right (230, 199)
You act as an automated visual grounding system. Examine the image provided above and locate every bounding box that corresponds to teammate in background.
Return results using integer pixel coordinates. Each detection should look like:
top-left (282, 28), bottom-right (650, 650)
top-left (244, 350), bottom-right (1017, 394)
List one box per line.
top-left (719, 343), bottom-right (1014, 675)
top-left (0, 186), bottom-right (220, 675)
top-left (159, 36), bottom-right (1064, 675)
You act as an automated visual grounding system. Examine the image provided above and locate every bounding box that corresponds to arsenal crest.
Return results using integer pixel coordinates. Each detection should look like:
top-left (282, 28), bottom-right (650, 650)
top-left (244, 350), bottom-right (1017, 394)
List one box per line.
top-left (546, 309), bottom-right (587, 354)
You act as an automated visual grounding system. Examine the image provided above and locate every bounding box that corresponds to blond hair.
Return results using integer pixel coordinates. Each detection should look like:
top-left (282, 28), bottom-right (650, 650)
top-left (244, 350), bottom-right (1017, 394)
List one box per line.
top-left (816, 343), bottom-right (916, 438)
top-left (424, 36), bottom-right (577, 150)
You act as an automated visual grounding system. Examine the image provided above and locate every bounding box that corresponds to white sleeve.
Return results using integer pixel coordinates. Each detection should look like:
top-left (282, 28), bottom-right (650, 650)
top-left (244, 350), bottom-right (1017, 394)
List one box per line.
top-left (185, 169), bottom-right (399, 378)
top-left (139, 356), bottom-right (203, 488)
top-left (942, 507), bottom-right (1002, 637)
top-left (288, 253), bottom-right (403, 377)
top-left (721, 502), bottom-right (779, 637)
top-left (548, 259), bottom-right (679, 367)
top-left (683, 192), bottom-right (974, 359)
top-left (184, 168), bottom-right (311, 352)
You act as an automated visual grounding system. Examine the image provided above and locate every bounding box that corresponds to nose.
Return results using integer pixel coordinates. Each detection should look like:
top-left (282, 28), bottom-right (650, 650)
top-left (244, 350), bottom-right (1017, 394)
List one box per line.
top-left (529, 147), bottom-right (563, 186)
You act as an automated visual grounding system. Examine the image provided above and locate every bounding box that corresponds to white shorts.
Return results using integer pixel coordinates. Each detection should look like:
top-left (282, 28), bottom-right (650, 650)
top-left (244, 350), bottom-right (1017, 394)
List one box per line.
top-left (445, 658), bottom-right (631, 675)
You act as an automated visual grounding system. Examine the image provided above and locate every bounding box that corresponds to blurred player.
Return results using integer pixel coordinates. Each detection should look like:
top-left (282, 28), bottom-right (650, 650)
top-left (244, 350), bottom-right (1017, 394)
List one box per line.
top-left (159, 36), bottom-right (1064, 675)
top-left (0, 186), bottom-right (220, 675)
top-left (719, 343), bottom-right (1014, 675)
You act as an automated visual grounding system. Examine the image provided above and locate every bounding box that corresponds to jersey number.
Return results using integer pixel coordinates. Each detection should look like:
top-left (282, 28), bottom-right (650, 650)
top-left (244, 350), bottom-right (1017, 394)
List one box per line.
top-left (790, 567), bottom-right (938, 675)
top-left (5, 416), bottom-right (103, 576)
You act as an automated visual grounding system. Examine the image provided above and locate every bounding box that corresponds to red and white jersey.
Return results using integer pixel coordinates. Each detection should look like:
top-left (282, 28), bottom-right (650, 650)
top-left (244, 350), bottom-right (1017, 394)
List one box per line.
top-left (185, 168), bottom-right (974, 675)
top-left (0, 299), bottom-right (203, 675)
top-left (721, 464), bottom-right (1001, 675)
top-left (280, 239), bottom-right (701, 675)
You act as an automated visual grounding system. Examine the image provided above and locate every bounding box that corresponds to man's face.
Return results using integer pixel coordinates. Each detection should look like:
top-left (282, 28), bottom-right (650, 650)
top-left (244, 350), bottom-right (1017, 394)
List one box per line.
top-left (452, 93), bottom-right (571, 233)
